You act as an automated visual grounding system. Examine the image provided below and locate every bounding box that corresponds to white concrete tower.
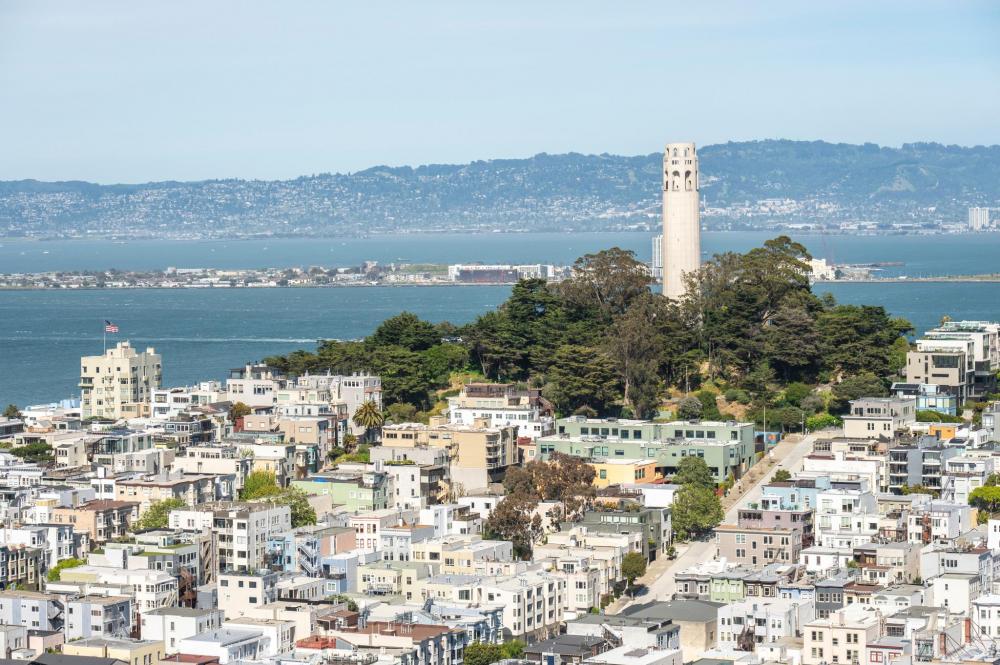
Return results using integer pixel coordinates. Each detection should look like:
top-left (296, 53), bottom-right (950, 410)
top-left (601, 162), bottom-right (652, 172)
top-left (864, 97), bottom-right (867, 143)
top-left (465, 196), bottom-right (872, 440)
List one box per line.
top-left (661, 142), bottom-right (701, 299)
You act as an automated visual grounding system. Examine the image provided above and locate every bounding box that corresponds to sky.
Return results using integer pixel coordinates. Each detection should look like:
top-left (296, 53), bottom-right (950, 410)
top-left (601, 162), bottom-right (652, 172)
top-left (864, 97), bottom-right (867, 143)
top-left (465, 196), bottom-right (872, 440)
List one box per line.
top-left (1, 1), bottom-right (998, 183)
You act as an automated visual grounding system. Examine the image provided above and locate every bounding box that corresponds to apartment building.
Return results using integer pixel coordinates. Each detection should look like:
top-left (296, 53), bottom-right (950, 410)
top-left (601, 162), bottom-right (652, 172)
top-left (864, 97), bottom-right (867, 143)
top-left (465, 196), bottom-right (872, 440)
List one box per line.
top-left (169, 502), bottom-right (292, 573)
top-left (802, 604), bottom-right (882, 665)
top-left (718, 597), bottom-right (815, 650)
top-left (0, 545), bottom-right (43, 591)
top-left (381, 418), bottom-right (517, 492)
top-left (0, 590), bottom-right (64, 631)
top-left (80, 342), bottom-right (162, 420)
top-left (292, 468), bottom-right (391, 512)
top-left (216, 570), bottom-right (278, 619)
top-left (842, 398), bottom-right (916, 439)
top-left (140, 607), bottom-right (224, 654)
top-left (151, 381), bottom-right (225, 419)
top-left (906, 321), bottom-right (1000, 404)
top-left (446, 382), bottom-right (554, 440)
top-left (814, 489), bottom-right (880, 549)
top-left (65, 595), bottom-right (132, 640)
top-left (411, 534), bottom-right (514, 574)
top-left (892, 382), bottom-right (959, 416)
top-left (226, 363), bottom-right (288, 408)
top-left (538, 417), bottom-right (756, 483)
top-left (51, 499), bottom-right (139, 544)
top-left (59, 566), bottom-right (179, 617)
top-left (295, 372), bottom-right (382, 436)
top-left (170, 446), bottom-right (253, 493)
top-left (907, 501), bottom-right (972, 544)
top-left (887, 437), bottom-right (960, 495)
top-left (716, 524), bottom-right (802, 570)
top-left (62, 636), bottom-right (165, 665)
top-left (851, 542), bottom-right (922, 585)
top-left (942, 455), bottom-right (995, 505)
top-left (0, 524), bottom-right (75, 570)
top-left (116, 472), bottom-right (222, 515)
top-left (347, 508), bottom-right (418, 553)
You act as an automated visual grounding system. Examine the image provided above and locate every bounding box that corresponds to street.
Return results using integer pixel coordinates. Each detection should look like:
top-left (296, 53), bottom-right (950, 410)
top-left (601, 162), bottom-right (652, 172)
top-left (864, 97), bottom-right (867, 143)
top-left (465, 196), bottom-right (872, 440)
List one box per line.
top-left (614, 431), bottom-right (820, 610)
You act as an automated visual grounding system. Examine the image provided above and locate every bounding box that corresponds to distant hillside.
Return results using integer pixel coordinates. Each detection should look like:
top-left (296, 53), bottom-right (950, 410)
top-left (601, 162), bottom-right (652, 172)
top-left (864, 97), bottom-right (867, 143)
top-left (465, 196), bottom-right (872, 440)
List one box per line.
top-left (2, 140), bottom-right (998, 237)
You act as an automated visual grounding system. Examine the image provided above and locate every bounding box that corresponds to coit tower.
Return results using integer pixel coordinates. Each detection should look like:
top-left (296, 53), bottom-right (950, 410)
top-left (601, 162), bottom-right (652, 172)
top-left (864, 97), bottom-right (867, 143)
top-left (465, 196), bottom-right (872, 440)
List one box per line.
top-left (661, 142), bottom-right (701, 299)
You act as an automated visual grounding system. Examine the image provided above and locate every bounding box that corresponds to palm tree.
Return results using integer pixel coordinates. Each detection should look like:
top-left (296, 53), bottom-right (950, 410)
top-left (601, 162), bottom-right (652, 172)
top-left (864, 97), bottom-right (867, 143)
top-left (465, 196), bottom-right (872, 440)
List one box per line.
top-left (352, 401), bottom-right (385, 443)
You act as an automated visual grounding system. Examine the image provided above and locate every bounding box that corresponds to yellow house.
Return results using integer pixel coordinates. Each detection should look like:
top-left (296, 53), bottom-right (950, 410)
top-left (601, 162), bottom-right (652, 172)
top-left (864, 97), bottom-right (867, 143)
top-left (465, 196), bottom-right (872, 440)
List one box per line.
top-left (590, 458), bottom-right (659, 488)
top-left (928, 423), bottom-right (959, 440)
top-left (63, 636), bottom-right (165, 665)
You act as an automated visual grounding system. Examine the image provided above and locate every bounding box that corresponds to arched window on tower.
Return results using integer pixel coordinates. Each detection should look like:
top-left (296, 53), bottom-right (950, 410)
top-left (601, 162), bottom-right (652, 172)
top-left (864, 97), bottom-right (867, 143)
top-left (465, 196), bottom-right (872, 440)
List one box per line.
top-left (672, 171), bottom-right (681, 191)
top-left (672, 148), bottom-right (678, 157)
top-left (684, 170), bottom-right (693, 191)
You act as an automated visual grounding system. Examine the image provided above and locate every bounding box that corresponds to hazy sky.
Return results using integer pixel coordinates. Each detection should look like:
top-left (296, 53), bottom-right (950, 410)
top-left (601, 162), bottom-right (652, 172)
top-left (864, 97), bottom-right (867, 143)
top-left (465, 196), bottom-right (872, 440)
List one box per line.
top-left (2, 1), bottom-right (998, 183)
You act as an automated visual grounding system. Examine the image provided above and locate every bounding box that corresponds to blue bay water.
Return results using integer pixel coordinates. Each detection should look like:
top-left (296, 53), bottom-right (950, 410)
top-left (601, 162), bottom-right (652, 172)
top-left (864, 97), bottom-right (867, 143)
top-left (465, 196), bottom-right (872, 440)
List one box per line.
top-left (2, 231), bottom-right (999, 407)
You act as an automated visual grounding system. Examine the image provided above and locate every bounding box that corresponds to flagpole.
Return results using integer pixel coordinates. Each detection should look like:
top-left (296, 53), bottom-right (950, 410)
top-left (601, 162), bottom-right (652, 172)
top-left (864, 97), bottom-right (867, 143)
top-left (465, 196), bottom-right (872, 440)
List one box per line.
top-left (103, 323), bottom-right (106, 353)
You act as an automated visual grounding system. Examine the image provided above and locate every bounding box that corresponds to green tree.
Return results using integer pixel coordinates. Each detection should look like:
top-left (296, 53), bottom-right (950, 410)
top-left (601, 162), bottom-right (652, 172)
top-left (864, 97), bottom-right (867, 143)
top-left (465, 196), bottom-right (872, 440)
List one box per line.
top-left (783, 382), bottom-right (812, 407)
top-left (10, 442), bottom-right (53, 463)
top-left (560, 247), bottom-right (654, 320)
top-left (484, 495), bottom-right (544, 559)
top-left (465, 644), bottom-right (502, 665)
top-left (384, 402), bottom-right (420, 424)
top-left (621, 551), bottom-right (648, 588)
top-left (273, 486), bottom-right (318, 527)
top-left (695, 390), bottom-right (722, 420)
top-left (239, 471), bottom-right (317, 527)
top-left (817, 305), bottom-right (913, 378)
top-left (132, 498), bottom-right (186, 531)
top-left (673, 456), bottom-right (715, 490)
top-left (806, 412), bottom-right (842, 431)
top-left (229, 401), bottom-right (252, 423)
top-left (969, 486), bottom-right (1000, 513)
top-left (763, 306), bottom-right (821, 381)
top-left (368, 312), bottom-right (440, 351)
top-left (676, 396), bottom-right (703, 421)
top-left (916, 410), bottom-right (964, 423)
top-left (831, 373), bottom-right (888, 413)
top-left (603, 293), bottom-right (663, 417)
top-left (352, 400), bottom-right (385, 438)
top-left (47, 557), bottom-right (85, 582)
top-left (671, 484), bottom-right (723, 540)
top-left (543, 345), bottom-right (619, 416)
top-left (241, 470), bottom-right (284, 500)
top-left (2, 404), bottom-right (20, 419)
top-left (772, 469), bottom-right (792, 482)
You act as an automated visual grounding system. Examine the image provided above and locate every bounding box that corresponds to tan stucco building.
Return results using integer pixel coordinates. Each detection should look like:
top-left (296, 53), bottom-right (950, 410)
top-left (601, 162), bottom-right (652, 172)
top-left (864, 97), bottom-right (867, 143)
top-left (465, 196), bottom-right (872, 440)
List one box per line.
top-left (80, 342), bottom-right (162, 420)
top-left (381, 417), bottom-right (516, 492)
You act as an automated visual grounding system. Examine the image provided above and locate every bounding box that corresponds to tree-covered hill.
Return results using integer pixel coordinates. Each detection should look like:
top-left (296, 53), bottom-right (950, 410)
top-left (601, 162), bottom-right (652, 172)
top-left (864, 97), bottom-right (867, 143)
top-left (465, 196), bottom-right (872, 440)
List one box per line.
top-left (2, 140), bottom-right (997, 237)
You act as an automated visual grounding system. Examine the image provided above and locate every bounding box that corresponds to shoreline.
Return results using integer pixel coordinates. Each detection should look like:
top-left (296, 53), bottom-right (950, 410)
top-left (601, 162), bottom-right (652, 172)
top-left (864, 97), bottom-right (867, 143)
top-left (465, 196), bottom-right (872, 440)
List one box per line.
top-left (4, 276), bottom-right (1000, 292)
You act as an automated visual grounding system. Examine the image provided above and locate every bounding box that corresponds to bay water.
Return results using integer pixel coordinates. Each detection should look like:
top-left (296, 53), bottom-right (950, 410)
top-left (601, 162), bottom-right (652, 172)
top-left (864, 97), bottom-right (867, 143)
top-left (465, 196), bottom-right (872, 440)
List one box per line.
top-left (2, 231), bottom-right (999, 407)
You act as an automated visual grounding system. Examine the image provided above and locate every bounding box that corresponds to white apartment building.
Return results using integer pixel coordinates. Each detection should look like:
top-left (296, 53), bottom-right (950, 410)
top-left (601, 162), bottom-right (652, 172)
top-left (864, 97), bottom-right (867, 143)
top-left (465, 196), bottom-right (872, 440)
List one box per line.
top-left (169, 502), bottom-right (292, 573)
top-left (931, 573), bottom-right (981, 615)
top-left (80, 342), bottom-right (162, 419)
top-left (226, 364), bottom-right (287, 409)
top-left (814, 489), bottom-right (880, 549)
top-left (151, 382), bottom-right (225, 419)
top-left (141, 607), bottom-right (224, 653)
top-left (942, 455), bottom-right (994, 505)
top-left (970, 207), bottom-right (992, 231)
top-left (295, 372), bottom-right (382, 435)
top-left (446, 383), bottom-right (554, 440)
top-left (349, 508), bottom-right (419, 553)
top-left (178, 628), bottom-right (270, 664)
top-left (217, 570), bottom-right (279, 619)
top-left (718, 597), bottom-right (815, 650)
top-left (842, 398), bottom-right (916, 439)
top-left (972, 594), bottom-right (1000, 638)
top-left (223, 618), bottom-right (294, 657)
top-left (802, 604), bottom-right (882, 665)
top-left (906, 501), bottom-right (971, 544)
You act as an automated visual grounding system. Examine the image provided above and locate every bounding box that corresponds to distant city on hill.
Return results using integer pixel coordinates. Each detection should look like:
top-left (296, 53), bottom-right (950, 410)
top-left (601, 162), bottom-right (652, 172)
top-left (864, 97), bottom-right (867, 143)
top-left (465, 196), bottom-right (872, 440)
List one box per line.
top-left (2, 139), bottom-right (998, 239)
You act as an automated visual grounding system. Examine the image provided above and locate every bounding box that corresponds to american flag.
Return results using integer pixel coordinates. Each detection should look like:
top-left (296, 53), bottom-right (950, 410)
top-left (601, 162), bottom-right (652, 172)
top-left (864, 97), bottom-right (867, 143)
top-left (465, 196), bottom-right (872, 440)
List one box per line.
top-left (104, 320), bottom-right (119, 333)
